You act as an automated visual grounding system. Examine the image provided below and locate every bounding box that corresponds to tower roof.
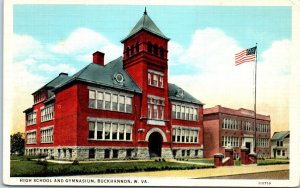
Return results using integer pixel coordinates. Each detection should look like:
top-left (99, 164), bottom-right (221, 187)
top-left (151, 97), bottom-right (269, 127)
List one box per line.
top-left (121, 9), bottom-right (169, 42)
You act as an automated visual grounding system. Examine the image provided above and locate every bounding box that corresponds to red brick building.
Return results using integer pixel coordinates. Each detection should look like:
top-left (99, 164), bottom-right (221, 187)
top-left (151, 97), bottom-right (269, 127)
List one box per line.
top-left (203, 105), bottom-right (271, 158)
top-left (24, 10), bottom-right (204, 160)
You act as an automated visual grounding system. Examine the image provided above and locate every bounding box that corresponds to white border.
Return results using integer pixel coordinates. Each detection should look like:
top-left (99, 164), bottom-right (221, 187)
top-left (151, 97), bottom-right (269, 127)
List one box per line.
top-left (3, 0), bottom-right (300, 187)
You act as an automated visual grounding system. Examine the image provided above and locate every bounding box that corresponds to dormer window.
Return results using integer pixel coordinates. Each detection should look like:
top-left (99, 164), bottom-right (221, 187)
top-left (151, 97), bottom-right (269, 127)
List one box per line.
top-left (176, 88), bottom-right (184, 98)
top-left (115, 73), bottom-right (124, 83)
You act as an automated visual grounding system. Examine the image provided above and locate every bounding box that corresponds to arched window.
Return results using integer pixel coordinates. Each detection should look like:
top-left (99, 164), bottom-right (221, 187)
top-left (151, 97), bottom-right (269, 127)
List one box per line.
top-left (136, 42), bottom-right (140, 53)
top-left (131, 44), bottom-right (134, 55)
top-left (126, 47), bottom-right (130, 58)
top-left (160, 47), bottom-right (164, 58)
top-left (153, 44), bottom-right (158, 55)
top-left (147, 42), bottom-right (152, 53)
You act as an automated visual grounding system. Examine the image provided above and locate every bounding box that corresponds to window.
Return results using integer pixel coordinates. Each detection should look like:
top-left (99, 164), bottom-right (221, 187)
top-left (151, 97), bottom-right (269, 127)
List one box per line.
top-left (126, 47), bottom-right (130, 58)
top-left (187, 150), bottom-right (190, 157)
top-left (176, 105), bottom-right (180, 119)
top-left (27, 112), bottom-right (37, 125)
top-left (69, 149), bottom-right (72, 159)
top-left (277, 150), bottom-right (281, 156)
top-left (89, 88), bottom-right (132, 113)
top-left (148, 96), bottom-right (164, 120)
top-left (89, 90), bottom-right (96, 108)
top-left (113, 150), bottom-right (118, 158)
top-left (88, 148), bottom-right (95, 159)
top-left (105, 123), bottom-right (111, 140)
top-left (26, 131), bottom-right (36, 144)
top-left (153, 44), bottom-right (158, 55)
top-left (172, 127), bottom-right (199, 143)
top-left (89, 120), bottom-right (132, 141)
top-left (112, 123), bottom-right (118, 140)
top-left (148, 70), bottom-right (164, 88)
top-left (172, 105), bottom-right (176, 118)
top-left (172, 150), bottom-right (177, 158)
top-left (131, 44), bottom-right (134, 55)
top-left (126, 149), bottom-right (133, 158)
top-left (221, 136), bottom-right (239, 147)
top-left (40, 127), bottom-right (53, 143)
top-left (148, 73), bottom-right (151, 85)
top-left (282, 150), bottom-right (285, 156)
top-left (195, 150), bottom-right (198, 156)
top-left (112, 94), bottom-right (118, 111)
top-left (97, 91), bottom-right (104, 109)
top-left (181, 106), bottom-right (185, 120)
top-left (160, 47), bottom-right (164, 58)
top-left (136, 42), bottom-right (140, 53)
top-left (153, 74), bottom-right (158, 86)
top-left (147, 42), bottom-right (152, 53)
top-left (126, 97), bottom-right (132, 113)
top-left (105, 149), bottom-right (110, 159)
top-left (182, 150), bottom-right (186, 157)
top-left (41, 105), bottom-right (54, 122)
top-left (159, 76), bottom-right (163, 88)
top-left (89, 122), bottom-right (95, 139)
top-left (119, 124), bottom-right (125, 140)
top-left (126, 125), bottom-right (132, 141)
top-left (104, 93), bottom-right (111, 110)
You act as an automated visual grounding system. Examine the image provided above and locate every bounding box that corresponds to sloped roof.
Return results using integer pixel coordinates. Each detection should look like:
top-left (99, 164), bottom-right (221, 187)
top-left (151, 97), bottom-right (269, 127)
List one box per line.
top-left (168, 83), bottom-right (204, 105)
top-left (32, 73), bottom-right (69, 95)
top-left (121, 10), bottom-right (169, 42)
top-left (54, 57), bottom-right (142, 93)
top-left (271, 131), bottom-right (290, 140)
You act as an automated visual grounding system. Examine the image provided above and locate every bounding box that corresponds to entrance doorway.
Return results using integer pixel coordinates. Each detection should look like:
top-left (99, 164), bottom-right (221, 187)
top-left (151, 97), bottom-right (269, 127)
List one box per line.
top-left (148, 132), bottom-right (162, 158)
top-left (246, 142), bottom-right (251, 154)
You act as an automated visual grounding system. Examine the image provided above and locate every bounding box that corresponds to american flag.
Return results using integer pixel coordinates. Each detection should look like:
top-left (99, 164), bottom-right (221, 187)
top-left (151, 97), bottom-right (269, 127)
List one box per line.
top-left (235, 46), bottom-right (257, 66)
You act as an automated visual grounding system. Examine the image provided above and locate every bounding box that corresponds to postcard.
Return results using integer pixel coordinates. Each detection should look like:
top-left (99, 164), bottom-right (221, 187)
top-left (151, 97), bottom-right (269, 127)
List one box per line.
top-left (3, 0), bottom-right (300, 187)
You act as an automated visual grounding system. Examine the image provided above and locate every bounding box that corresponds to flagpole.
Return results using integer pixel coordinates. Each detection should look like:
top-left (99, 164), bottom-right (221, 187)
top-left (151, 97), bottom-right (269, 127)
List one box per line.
top-left (254, 43), bottom-right (258, 154)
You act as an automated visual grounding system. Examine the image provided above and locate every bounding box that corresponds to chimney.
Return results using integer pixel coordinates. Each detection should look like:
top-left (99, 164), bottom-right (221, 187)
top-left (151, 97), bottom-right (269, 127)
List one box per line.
top-left (93, 51), bottom-right (105, 65)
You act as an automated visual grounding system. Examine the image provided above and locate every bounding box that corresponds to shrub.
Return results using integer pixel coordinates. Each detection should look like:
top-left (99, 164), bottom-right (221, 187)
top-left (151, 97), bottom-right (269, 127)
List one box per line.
top-left (72, 160), bottom-right (79, 165)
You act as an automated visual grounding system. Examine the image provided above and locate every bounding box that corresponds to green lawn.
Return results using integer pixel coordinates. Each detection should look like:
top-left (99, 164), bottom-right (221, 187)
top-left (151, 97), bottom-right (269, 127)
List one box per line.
top-left (257, 159), bottom-right (289, 166)
top-left (10, 160), bottom-right (215, 177)
top-left (188, 158), bottom-right (214, 164)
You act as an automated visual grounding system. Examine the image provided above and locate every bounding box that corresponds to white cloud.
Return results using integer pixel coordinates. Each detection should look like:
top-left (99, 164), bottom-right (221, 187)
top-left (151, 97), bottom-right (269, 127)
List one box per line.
top-left (50, 27), bottom-right (122, 64)
top-left (169, 28), bottom-right (290, 133)
top-left (38, 63), bottom-right (77, 74)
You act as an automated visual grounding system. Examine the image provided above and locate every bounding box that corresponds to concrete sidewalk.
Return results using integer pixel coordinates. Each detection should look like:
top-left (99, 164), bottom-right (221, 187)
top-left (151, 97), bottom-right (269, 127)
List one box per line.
top-left (80, 164), bottom-right (289, 179)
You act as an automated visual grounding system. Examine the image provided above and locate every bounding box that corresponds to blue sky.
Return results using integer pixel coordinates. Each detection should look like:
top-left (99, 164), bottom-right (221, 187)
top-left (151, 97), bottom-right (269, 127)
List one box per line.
top-left (12, 4), bottom-right (291, 133)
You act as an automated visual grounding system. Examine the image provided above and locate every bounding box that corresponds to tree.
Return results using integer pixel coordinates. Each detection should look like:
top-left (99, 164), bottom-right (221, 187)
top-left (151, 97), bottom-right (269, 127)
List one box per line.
top-left (10, 132), bottom-right (25, 155)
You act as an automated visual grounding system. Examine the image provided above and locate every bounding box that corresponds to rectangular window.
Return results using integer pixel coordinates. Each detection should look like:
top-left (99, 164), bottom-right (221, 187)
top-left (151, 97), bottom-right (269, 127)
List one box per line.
top-left (26, 131), bottom-right (36, 144)
top-left (193, 108), bottom-right (198, 120)
top-left (153, 105), bottom-right (158, 119)
top-left (112, 94), bottom-right (118, 111)
top-left (126, 97), bottom-right (132, 113)
top-left (194, 130), bottom-right (198, 143)
top-left (172, 105), bottom-right (176, 118)
top-left (189, 108), bottom-right (193, 120)
top-left (119, 124), bottom-right (125, 140)
top-left (104, 93), bottom-right (111, 110)
top-left (126, 149), bottom-right (133, 158)
top-left (97, 122), bottom-right (103, 140)
top-left (113, 150), bottom-right (118, 158)
top-left (112, 123), bottom-right (118, 140)
top-left (89, 90), bottom-right (96, 108)
top-left (159, 76), bottom-right (163, 88)
top-left (41, 105), bottom-right (54, 122)
top-left (153, 74), bottom-right (158, 86)
top-left (160, 106), bottom-right (164, 120)
top-left (177, 129), bottom-right (181, 142)
top-left (119, 95), bottom-right (125, 112)
top-left (97, 91), bottom-right (104, 109)
top-left (89, 148), bottom-right (95, 159)
top-left (176, 105), bottom-right (181, 119)
top-left (185, 107), bottom-right (189, 120)
top-left (195, 150), bottom-right (198, 156)
top-left (105, 122), bottom-right (111, 140)
top-left (181, 106), bottom-right (185, 120)
top-left (126, 125), bottom-right (132, 141)
top-left (182, 150), bottom-right (186, 157)
top-left (89, 122), bottom-right (95, 139)
top-left (282, 150), bottom-right (285, 156)
top-left (104, 149), bottom-right (110, 159)
top-left (181, 129), bottom-right (185, 142)
top-left (148, 104), bottom-right (152, 118)
top-left (27, 112), bottom-right (37, 125)
top-left (148, 73), bottom-right (151, 85)
top-left (40, 127), bottom-right (53, 143)
top-left (187, 150), bottom-right (190, 157)
top-left (172, 129), bottom-right (176, 142)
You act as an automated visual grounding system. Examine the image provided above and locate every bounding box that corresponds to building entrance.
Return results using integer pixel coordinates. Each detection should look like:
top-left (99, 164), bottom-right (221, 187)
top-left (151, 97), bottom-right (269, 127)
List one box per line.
top-left (246, 142), bottom-right (251, 154)
top-left (148, 132), bottom-right (162, 158)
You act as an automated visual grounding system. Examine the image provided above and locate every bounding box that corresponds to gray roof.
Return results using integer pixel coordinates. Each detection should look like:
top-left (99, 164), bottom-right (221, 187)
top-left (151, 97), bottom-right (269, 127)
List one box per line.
top-left (32, 73), bottom-right (69, 95)
top-left (121, 10), bottom-right (169, 42)
top-left (55, 57), bottom-right (142, 93)
top-left (168, 83), bottom-right (204, 105)
top-left (271, 131), bottom-right (290, 141)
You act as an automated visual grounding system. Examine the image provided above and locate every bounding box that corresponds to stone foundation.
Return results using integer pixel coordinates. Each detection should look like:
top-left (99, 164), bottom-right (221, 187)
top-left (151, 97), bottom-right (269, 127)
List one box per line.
top-left (25, 146), bottom-right (204, 161)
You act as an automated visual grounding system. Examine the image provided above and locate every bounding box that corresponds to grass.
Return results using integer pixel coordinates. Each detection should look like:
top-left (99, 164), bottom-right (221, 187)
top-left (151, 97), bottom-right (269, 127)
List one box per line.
top-left (10, 160), bottom-right (215, 177)
top-left (257, 159), bottom-right (289, 166)
top-left (10, 154), bottom-right (41, 161)
top-left (188, 158), bottom-right (214, 164)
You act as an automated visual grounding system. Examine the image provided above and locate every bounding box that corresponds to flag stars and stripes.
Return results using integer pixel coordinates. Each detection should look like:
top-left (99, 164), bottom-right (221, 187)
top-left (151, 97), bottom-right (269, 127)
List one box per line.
top-left (235, 46), bottom-right (257, 66)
